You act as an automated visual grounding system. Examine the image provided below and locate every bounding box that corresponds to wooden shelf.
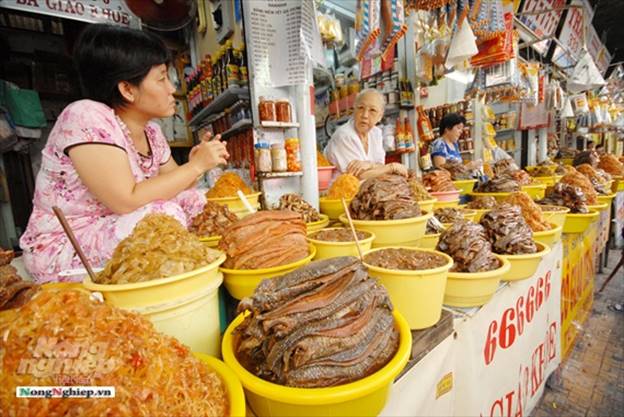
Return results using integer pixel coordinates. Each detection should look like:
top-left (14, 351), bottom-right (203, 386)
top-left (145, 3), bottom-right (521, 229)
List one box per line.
top-left (188, 86), bottom-right (249, 127)
top-left (220, 119), bottom-right (253, 140)
top-left (257, 171), bottom-right (303, 179)
top-left (260, 121), bottom-right (300, 128)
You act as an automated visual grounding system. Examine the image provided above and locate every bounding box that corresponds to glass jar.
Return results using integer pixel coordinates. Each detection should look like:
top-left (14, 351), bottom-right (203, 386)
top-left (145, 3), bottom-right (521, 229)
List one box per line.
top-left (275, 99), bottom-right (292, 123)
top-left (285, 138), bottom-right (302, 171)
top-left (255, 142), bottom-right (272, 172)
top-left (271, 143), bottom-right (287, 172)
top-left (258, 97), bottom-right (275, 122)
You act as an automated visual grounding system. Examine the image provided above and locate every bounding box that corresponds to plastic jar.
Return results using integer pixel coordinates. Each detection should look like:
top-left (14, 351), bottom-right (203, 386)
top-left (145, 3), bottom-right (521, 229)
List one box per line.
top-left (275, 99), bottom-right (292, 123)
top-left (255, 142), bottom-right (272, 172)
top-left (271, 143), bottom-right (287, 172)
top-left (285, 138), bottom-right (302, 171)
top-left (258, 97), bottom-right (275, 122)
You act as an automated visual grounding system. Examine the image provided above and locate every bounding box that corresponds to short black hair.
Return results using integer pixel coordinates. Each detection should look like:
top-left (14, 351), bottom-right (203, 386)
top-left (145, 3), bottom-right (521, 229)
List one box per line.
top-left (73, 24), bottom-right (170, 108)
top-left (596, 143), bottom-right (604, 149)
top-left (439, 112), bottom-right (466, 135)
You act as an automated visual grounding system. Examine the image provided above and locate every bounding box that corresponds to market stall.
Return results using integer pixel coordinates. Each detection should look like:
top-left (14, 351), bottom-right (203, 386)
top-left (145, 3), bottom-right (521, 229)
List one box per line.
top-left (1, 0), bottom-right (623, 416)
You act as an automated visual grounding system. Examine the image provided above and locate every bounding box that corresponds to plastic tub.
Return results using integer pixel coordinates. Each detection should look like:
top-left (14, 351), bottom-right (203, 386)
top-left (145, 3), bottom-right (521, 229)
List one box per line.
top-left (194, 353), bottom-right (246, 417)
top-left (587, 202), bottom-right (609, 212)
top-left (562, 210), bottom-right (600, 234)
top-left (557, 158), bottom-right (574, 166)
top-left (83, 254), bottom-right (226, 309)
top-left (597, 193), bottom-right (616, 207)
top-left (431, 189), bottom-right (461, 202)
top-left (222, 310), bottom-right (411, 417)
top-left (319, 198), bottom-right (352, 220)
top-left (207, 192), bottom-right (262, 212)
top-left (531, 176), bottom-right (557, 187)
top-left (417, 198), bottom-right (436, 213)
top-left (460, 208), bottom-right (477, 222)
top-left (499, 242), bottom-right (551, 281)
top-left (613, 176), bottom-right (624, 192)
top-left (317, 166), bottom-right (335, 190)
top-left (417, 233), bottom-right (440, 249)
top-left (458, 204), bottom-right (491, 222)
top-left (199, 235), bottom-right (221, 248)
top-left (433, 199), bottom-right (460, 209)
top-left (339, 211), bottom-right (433, 248)
top-left (307, 228), bottom-right (375, 260)
top-left (539, 205), bottom-right (570, 228)
top-left (220, 245), bottom-right (316, 300)
top-left (452, 179), bottom-right (477, 195)
top-left (306, 214), bottom-right (330, 233)
top-left (364, 247), bottom-right (454, 329)
top-left (525, 165), bottom-right (556, 176)
top-left (468, 191), bottom-right (512, 203)
top-left (520, 183), bottom-right (547, 200)
top-left (132, 274), bottom-right (224, 356)
top-left (444, 255), bottom-right (511, 307)
top-left (532, 223), bottom-right (563, 247)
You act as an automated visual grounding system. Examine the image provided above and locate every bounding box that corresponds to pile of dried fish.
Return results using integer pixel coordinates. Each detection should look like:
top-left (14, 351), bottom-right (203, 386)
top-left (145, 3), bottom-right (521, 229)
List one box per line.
top-left (277, 194), bottom-right (321, 223)
top-left (350, 175), bottom-right (421, 220)
top-left (0, 249), bottom-right (39, 311)
top-left (235, 257), bottom-right (398, 388)
top-left (219, 211), bottom-right (308, 269)
top-left (437, 220), bottom-right (500, 272)
top-left (364, 248), bottom-right (448, 270)
top-left (480, 204), bottom-right (537, 255)
top-left (188, 201), bottom-right (238, 237)
top-left (598, 154), bottom-right (624, 176)
top-left (442, 160), bottom-right (473, 180)
top-left (539, 183), bottom-right (589, 213)
top-left (560, 171), bottom-right (598, 204)
top-left (422, 170), bottom-right (456, 192)
top-left (475, 177), bottom-right (520, 193)
top-left (407, 171), bottom-right (432, 201)
top-left (466, 196), bottom-right (498, 209)
top-left (492, 159), bottom-right (519, 178)
top-left (576, 164), bottom-right (612, 195)
top-left (434, 207), bottom-right (464, 223)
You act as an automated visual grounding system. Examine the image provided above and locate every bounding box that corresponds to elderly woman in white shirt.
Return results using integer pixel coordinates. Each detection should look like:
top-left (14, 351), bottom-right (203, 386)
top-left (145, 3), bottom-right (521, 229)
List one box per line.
top-left (324, 89), bottom-right (407, 179)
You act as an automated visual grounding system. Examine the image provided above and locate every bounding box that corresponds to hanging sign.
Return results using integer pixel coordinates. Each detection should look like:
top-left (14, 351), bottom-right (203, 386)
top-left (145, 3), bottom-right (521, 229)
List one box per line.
top-left (551, 0), bottom-right (586, 70)
top-left (518, 0), bottom-right (566, 55)
top-left (0, 0), bottom-right (141, 28)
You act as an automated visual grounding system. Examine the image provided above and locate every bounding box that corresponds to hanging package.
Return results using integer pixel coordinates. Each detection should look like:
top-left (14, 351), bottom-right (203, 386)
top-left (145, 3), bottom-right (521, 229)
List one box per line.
top-left (355, 0), bottom-right (381, 60)
top-left (1, 82), bottom-right (46, 129)
top-left (380, 0), bottom-right (408, 56)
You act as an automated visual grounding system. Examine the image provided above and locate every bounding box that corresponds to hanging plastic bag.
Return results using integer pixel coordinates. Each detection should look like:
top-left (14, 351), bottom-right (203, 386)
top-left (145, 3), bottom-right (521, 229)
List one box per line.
top-left (568, 50), bottom-right (606, 93)
top-left (380, 0), bottom-right (408, 56)
top-left (445, 20), bottom-right (478, 70)
top-left (356, 0), bottom-right (381, 60)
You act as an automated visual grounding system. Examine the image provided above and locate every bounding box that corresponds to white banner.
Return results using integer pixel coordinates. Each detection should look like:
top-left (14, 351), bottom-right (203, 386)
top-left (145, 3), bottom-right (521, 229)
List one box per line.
top-left (614, 191), bottom-right (624, 249)
top-left (381, 336), bottom-right (456, 417)
top-left (518, 0), bottom-right (566, 55)
top-left (0, 0), bottom-right (140, 28)
top-left (453, 243), bottom-right (562, 417)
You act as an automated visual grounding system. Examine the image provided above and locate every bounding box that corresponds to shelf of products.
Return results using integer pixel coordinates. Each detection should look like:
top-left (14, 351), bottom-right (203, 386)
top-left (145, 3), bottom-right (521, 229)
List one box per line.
top-left (189, 86), bottom-right (250, 127)
top-left (221, 119), bottom-right (253, 140)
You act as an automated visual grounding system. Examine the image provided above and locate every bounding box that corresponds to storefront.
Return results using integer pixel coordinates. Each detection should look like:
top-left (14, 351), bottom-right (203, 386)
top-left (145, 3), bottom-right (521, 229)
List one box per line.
top-left (1, 0), bottom-right (623, 416)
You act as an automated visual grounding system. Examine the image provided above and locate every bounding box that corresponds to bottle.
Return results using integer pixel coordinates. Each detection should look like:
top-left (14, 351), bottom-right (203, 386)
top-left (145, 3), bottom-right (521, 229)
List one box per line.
top-left (395, 117), bottom-right (406, 153)
top-left (404, 118), bottom-right (415, 153)
top-left (225, 40), bottom-right (240, 88)
top-left (212, 55), bottom-right (220, 97)
top-left (238, 45), bottom-right (248, 87)
top-left (419, 141), bottom-right (432, 170)
top-left (271, 143), bottom-right (287, 172)
top-left (416, 106), bottom-right (434, 142)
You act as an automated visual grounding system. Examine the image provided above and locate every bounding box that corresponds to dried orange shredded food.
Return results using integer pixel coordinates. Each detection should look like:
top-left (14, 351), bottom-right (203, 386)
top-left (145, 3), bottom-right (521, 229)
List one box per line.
top-left (407, 171), bottom-right (432, 201)
top-left (0, 289), bottom-right (229, 417)
top-left (96, 214), bottom-right (221, 284)
top-left (206, 172), bottom-right (252, 198)
top-left (189, 201), bottom-right (238, 238)
top-left (505, 191), bottom-right (551, 232)
top-left (422, 170), bottom-right (457, 192)
top-left (598, 154), bottom-right (624, 176)
top-left (326, 174), bottom-right (360, 199)
top-left (560, 171), bottom-right (598, 204)
top-left (317, 151), bottom-right (332, 167)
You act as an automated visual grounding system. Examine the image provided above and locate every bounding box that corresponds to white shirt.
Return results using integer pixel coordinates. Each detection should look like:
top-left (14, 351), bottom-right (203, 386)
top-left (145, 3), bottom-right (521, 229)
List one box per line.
top-left (324, 119), bottom-right (385, 173)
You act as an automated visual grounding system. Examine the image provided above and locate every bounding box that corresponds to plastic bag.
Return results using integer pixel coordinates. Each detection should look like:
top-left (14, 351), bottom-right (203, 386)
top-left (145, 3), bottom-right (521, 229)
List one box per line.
top-left (356, 0), bottom-right (381, 60)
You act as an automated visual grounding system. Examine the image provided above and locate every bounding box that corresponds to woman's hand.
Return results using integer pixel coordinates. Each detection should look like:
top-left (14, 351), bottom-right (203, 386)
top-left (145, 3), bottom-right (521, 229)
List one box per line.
top-left (347, 160), bottom-right (375, 177)
top-left (189, 136), bottom-right (229, 174)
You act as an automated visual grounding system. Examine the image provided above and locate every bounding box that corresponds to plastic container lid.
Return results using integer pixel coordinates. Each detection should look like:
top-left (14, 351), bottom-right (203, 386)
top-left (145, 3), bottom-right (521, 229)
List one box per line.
top-left (271, 143), bottom-right (284, 149)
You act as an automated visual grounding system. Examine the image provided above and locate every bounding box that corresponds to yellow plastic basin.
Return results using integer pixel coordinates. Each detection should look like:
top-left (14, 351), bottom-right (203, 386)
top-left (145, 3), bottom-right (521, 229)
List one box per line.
top-left (417, 233), bottom-right (440, 249)
top-left (433, 199), bottom-right (460, 209)
top-left (364, 247), bottom-right (453, 329)
top-left (499, 242), bottom-right (551, 281)
top-left (199, 235), bottom-right (221, 248)
top-left (613, 176), bottom-right (624, 192)
top-left (521, 183), bottom-right (547, 200)
top-left (563, 210), bottom-right (600, 234)
top-left (83, 253), bottom-right (226, 309)
top-left (597, 193), bottom-right (616, 207)
top-left (525, 165), bottom-right (557, 176)
top-left (531, 176), bottom-right (557, 187)
top-left (307, 228), bottom-right (375, 260)
top-left (587, 202), bottom-right (609, 212)
top-left (222, 310), bottom-right (411, 417)
top-left (431, 189), bottom-right (461, 202)
top-left (468, 191), bottom-right (512, 203)
top-left (539, 205), bottom-right (570, 228)
top-left (444, 255), bottom-right (511, 307)
top-left (319, 197), bottom-right (353, 220)
top-left (556, 158), bottom-right (574, 166)
top-left (306, 214), bottom-right (330, 233)
top-left (417, 198), bottom-right (436, 213)
top-left (453, 179), bottom-right (478, 195)
top-left (339, 211), bottom-right (433, 248)
top-left (220, 245), bottom-right (316, 300)
top-left (194, 353), bottom-right (246, 417)
top-left (207, 192), bottom-right (262, 212)
top-left (458, 204), bottom-right (491, 222)
top-left (532, 223), bottom-right (563, 247)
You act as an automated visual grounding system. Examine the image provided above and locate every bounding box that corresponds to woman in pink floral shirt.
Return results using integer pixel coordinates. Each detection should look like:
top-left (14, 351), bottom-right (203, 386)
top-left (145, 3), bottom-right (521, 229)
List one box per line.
top-left (20, 25), bottom-right (229, 283)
